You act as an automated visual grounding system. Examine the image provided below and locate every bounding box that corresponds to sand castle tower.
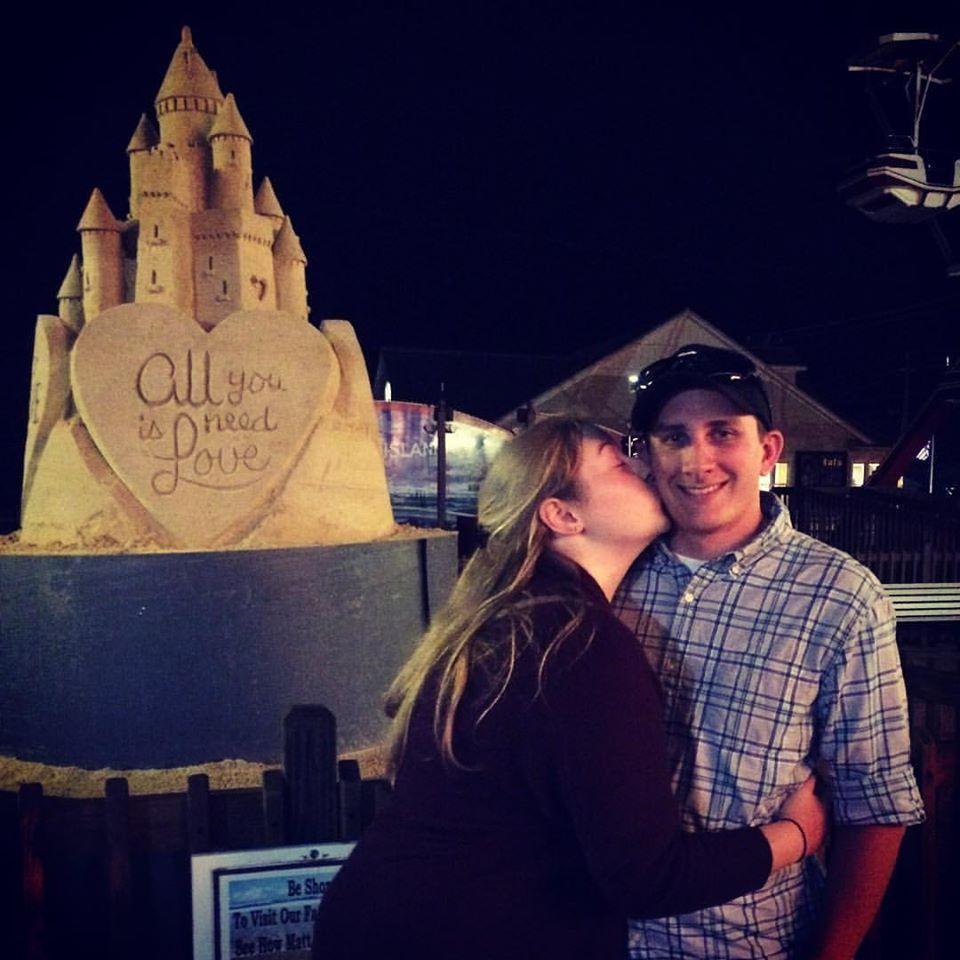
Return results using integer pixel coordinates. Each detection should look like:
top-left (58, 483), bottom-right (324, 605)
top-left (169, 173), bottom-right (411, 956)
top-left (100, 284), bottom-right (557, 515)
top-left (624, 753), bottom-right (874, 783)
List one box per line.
top-left (79, 27), bottom-right (306, 332)
top-left (17, 26), bottom-right (394, 550)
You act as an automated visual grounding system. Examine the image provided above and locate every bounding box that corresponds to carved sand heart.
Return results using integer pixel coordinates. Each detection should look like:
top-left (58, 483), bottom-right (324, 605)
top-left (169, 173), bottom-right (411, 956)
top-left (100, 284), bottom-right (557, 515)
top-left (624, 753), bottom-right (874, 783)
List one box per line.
top-left (72, 303), bottom-right (340, 545)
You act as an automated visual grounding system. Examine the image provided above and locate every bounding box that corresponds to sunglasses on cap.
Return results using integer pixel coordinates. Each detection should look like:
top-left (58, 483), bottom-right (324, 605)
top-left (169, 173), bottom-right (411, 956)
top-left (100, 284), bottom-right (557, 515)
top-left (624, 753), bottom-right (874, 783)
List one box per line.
top-left (634, 345), bottom-right (759, 392)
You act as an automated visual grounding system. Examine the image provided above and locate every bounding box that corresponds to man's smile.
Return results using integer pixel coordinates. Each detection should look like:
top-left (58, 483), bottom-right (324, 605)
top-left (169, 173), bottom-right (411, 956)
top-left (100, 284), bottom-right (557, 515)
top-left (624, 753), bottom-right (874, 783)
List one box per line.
top-left (676, 481), bottom-right (727, 497)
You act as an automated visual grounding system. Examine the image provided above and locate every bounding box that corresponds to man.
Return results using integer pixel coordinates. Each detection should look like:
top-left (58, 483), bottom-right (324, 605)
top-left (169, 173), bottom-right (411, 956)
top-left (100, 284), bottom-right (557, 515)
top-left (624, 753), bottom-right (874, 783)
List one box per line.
top-left (616, 344), bottom-right (924, 959)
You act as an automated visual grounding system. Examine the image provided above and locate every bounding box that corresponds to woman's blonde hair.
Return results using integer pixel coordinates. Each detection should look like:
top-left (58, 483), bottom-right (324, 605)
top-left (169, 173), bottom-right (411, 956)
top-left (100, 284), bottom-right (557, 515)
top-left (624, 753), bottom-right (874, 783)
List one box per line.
top-left (385, 417), bottom-right (608, 775)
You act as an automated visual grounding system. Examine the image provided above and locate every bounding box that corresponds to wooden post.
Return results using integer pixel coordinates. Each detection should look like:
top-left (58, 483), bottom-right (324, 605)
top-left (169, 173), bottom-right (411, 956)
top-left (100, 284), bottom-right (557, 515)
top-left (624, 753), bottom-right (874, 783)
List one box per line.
top-left (284, 706), bottom-right (338, 842)
top-left (104, 777), bottom-right (133, 960)
top-left (186, 774), bottom-right (211, 854)
top-left (19, 783), bottom-right (45, 960)
top-left (262, 769), bottom-right (287, 846)
top-left (337, 759), bottom-right (362, 840)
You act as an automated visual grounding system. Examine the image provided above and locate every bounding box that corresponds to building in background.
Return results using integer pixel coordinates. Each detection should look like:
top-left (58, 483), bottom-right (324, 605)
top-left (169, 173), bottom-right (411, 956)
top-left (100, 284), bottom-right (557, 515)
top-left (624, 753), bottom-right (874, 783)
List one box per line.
top-left (376, 309), bottom-right (889, 489)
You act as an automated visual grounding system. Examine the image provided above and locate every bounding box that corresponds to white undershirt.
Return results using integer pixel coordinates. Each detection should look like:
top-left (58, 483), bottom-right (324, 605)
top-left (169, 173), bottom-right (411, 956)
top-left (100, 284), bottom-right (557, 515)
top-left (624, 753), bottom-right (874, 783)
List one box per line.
top-left (675, 552), bottom-right (707, 573)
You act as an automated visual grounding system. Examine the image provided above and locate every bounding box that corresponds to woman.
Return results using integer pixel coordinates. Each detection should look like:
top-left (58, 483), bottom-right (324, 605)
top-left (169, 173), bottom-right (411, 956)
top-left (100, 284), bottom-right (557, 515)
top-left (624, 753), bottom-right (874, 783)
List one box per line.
top-left (313, 418), bottom-right (825, 959)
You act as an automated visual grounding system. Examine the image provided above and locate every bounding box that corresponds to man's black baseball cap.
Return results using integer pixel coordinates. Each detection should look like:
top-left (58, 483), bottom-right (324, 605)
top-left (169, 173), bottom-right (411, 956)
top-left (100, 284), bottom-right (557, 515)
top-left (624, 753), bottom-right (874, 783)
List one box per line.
top-left (630, 343), bottom-right (773, 432)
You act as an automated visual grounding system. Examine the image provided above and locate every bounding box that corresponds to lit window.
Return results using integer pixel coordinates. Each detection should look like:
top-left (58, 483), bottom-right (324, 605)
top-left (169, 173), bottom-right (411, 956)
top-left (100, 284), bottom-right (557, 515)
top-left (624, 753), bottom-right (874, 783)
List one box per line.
top-left (384, 380), bottom-right (392, 402)
top-left (851, 463), bottom-right (865, 487)
top-left (897, 477), bottom-right (904, 489)
top-left (868, 462), bottom-right (880, 476)
top-left (773, 462), bottom-right (789, 487)
top-left (759, 474), bottom-right (772, 491)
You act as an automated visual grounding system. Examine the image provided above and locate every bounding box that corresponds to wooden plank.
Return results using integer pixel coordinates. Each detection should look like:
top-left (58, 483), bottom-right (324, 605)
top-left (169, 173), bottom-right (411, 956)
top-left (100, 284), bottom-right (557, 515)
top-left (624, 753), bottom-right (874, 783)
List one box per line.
top-left (262, 769), bottom-right (286, 847)
top-left (186, 774), bottom-right (211, 854)
top-left (104, 777), bottom-right (133, 960)
top-left (338, 760), bottom-right (362, 841)
top-left (284, 706), bottom-right (338, 842)
top-left (19, 783), bottom-right (46, 960)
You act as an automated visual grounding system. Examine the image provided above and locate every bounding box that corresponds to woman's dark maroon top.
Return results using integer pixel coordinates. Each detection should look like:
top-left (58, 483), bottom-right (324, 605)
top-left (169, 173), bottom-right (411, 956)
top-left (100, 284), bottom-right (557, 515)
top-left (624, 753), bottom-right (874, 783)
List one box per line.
top-left (312, 554), bottom-right (771, 959)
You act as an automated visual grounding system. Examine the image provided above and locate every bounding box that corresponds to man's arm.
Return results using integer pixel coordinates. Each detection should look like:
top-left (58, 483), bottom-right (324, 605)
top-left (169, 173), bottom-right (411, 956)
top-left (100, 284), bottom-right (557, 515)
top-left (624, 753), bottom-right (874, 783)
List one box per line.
top-left (810, 824), bottom-right (905, 960)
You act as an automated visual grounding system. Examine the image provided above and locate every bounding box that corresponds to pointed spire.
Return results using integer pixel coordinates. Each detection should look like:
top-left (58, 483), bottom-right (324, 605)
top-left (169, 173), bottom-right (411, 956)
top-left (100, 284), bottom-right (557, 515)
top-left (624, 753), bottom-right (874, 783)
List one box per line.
top-left (255, 177), bottom-right (284, 218)
top-left (273, 216), bottom-right (307, 263)
top-left (209, 92), bottom-right (253, 141)
top-left (77, 189), bottom-right (121, 232)
top-left (57, 254), bottom-right (83, 300)
top-left (126, 113), bottom-right (159, 153)
top-left (155, 25), bottom-right (224, 104)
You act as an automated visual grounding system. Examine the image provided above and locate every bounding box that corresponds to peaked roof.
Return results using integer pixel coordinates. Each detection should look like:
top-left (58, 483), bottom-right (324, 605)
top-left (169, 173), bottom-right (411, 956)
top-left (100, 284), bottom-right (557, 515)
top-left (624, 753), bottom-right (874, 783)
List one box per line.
top-left (523, 308), bottom-right (873, 442)
top-left (77, 188), bottom-right (120, 232)
top-left (57, 254), bottom-right (83, 299)
top-left (273, 217), bottom-right (307, 262)
top-left (155, 26), bottom-right (224, 104)
top-left (126, 113), bottom-right (159, 153)
top-left (209, 92), bottom-right (253, 141)
top-left (255, 177), bottom-right (284, 218)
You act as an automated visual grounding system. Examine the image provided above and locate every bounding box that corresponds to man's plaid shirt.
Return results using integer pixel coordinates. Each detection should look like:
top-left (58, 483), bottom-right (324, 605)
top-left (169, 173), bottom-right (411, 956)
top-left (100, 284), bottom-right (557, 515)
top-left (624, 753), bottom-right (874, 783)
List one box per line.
top-left (615, 494), bottom-right (924, 959)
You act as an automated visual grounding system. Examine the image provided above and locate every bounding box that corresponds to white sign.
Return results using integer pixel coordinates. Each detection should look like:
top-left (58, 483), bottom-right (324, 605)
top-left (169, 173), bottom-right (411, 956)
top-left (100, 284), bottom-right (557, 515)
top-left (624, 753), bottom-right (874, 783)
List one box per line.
top-left (192, 843), bottom-right (355, 960)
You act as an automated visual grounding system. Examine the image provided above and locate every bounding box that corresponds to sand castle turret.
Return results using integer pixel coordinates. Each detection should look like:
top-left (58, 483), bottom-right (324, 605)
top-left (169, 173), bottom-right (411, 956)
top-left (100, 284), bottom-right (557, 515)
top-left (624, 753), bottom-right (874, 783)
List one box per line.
top-left (210, 93), bottom-right (254, 212)
top-left (126, 113), bottom-right (159, 220)
top-left (77, 189), bottom-right (123, 319)
top-left (153, 26), bottom-right (223, 212)
top-left (274, 216), bottom-right (309, 322)
top-left (57, 255), bottom-right (84, 333)
top-left (255, 176), bottom-right (285, 224)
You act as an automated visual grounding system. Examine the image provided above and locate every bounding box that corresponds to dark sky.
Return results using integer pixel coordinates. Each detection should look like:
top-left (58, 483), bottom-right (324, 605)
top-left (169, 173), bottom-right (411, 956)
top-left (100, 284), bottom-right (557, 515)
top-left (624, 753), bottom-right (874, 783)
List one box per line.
top-left (1, 3), bottom-right (958, 529)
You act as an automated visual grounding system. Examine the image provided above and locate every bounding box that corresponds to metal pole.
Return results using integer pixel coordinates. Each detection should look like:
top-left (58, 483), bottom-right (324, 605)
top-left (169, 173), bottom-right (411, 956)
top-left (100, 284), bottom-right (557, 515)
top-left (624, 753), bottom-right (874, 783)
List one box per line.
top-left (436, 389), bottom-right (448, 528)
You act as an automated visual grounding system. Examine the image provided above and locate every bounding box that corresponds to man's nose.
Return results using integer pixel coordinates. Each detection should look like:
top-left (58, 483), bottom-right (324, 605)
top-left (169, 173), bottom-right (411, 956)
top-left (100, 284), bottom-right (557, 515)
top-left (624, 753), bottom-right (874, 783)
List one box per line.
top-left (680, 438), bottom-right (714, 474)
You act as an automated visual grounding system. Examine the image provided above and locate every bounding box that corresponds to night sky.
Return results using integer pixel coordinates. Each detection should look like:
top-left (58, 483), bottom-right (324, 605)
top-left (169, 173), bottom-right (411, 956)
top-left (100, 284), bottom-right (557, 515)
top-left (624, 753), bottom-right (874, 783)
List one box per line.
top-left (1, 3), bottom-right (958, 530)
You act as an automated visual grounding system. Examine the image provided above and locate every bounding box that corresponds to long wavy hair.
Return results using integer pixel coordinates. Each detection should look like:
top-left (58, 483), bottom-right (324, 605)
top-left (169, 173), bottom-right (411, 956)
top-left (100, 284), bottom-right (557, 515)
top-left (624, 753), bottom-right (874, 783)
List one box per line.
top-left (385, 417), bottom-right (608, 775)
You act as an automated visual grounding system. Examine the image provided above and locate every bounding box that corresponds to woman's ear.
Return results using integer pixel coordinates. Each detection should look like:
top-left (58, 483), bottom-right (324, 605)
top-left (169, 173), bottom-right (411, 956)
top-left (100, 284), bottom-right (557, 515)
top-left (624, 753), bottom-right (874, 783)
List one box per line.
top-left (538, 498), bottom-right (584, 536)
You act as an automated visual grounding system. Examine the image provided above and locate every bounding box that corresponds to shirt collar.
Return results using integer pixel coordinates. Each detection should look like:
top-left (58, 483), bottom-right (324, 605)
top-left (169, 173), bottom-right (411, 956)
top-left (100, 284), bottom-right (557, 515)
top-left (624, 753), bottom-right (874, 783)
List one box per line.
top-left (650, 492), bottom-right (792, 571)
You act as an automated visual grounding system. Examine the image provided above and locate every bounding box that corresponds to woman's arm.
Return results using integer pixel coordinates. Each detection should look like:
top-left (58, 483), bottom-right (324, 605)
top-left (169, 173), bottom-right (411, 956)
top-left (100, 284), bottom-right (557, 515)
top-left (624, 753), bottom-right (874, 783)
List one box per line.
top-left (531, 610), bottom-right (822, 918)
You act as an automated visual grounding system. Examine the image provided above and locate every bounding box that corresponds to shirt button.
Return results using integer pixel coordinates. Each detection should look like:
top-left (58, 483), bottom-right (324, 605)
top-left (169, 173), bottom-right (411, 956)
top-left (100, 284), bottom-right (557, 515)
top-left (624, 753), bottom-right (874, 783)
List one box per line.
top-left (730, 563), bottom-right (741, 576)
top-left (682, 591), bottom-right (695, 603)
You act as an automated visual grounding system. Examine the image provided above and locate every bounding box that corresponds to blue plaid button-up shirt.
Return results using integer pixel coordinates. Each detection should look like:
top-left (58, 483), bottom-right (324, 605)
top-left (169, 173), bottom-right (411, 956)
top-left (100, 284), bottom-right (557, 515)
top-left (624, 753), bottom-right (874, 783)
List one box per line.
top-left (616, 493), bottom-right (924, 959)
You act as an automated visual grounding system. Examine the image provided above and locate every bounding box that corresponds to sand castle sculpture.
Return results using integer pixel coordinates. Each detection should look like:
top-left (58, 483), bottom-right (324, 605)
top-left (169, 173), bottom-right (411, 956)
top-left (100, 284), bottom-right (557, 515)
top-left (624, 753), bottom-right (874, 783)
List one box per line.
top-left (17, 27), bottom-right (395, 550)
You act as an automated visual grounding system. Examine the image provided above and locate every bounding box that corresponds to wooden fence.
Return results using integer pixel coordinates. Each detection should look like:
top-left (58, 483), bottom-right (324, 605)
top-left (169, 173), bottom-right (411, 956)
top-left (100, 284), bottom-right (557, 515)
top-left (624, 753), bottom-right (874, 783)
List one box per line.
top-left (3, 706), bottom-right (391, 960)
top-left (780, 487), bottom-right (960, 583)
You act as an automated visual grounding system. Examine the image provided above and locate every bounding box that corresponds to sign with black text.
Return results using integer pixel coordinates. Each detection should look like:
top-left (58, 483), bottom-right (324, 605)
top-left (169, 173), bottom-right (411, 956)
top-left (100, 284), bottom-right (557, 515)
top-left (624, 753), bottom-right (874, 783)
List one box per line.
top-left (192, 843), bottom-right (355, 960)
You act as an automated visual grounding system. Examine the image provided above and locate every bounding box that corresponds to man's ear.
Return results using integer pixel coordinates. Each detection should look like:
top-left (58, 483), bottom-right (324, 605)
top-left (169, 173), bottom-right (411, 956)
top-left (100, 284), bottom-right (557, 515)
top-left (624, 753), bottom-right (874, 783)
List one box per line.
top-left (760, 429), bottom-right (785, 474)
top-left (538, 498), bottom-right (584, 536)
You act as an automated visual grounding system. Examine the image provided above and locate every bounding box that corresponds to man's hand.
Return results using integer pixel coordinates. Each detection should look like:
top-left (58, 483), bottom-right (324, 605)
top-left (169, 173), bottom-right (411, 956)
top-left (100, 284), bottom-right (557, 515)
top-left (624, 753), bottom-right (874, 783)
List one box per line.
top-left (810, 824), bottom-right (905, 960)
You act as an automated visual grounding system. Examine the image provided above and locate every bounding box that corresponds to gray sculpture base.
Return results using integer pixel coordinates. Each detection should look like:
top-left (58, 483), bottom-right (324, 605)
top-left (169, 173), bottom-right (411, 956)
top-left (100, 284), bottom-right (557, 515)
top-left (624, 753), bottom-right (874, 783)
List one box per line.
top-left (0, 534), bottom-right (457, 769)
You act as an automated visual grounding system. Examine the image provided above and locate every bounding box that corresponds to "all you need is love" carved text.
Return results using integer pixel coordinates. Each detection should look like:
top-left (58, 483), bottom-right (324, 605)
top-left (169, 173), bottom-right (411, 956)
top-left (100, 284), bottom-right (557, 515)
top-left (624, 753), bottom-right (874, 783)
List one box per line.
top-left (135, 349), bottom-right (285, 495)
